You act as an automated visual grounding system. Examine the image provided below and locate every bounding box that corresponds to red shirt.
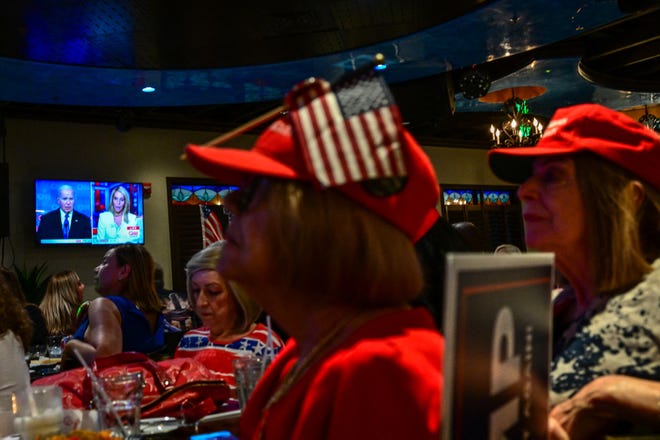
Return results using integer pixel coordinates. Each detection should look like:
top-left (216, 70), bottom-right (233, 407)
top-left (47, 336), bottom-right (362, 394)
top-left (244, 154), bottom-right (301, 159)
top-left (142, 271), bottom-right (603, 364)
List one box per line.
top-left (240, 307), bottom-right (443, 440)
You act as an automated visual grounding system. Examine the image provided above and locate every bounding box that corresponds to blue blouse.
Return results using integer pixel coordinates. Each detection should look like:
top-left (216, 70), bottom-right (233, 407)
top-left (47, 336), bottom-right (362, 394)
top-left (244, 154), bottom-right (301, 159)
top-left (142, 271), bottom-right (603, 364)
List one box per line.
top-left (73, 295), bottom-right (166, 354)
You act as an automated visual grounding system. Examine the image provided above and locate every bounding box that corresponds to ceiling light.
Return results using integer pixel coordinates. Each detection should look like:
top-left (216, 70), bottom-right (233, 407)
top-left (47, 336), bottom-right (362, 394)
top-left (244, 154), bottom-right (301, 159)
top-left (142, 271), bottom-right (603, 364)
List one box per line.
top-left (479, 86), bottom-right (547, 148)
top-left (489, 98), bottom-right (543, 147)
top-left (639, 105), bottom-right (660, 133)
top-left (142, 86), bottom-right (156, 93)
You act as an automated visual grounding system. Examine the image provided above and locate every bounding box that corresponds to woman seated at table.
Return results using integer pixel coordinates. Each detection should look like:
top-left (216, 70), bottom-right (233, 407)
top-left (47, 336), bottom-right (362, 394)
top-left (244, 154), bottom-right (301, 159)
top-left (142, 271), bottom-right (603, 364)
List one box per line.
top-left (39, 270), bottom-right (86, 337)
top-left (184, 73), bottom-right (443, 439)
top-left (488, 104), bottom-right (660, 437)
top-left (0, 269), bottom-right (32, 432)
top-left (174, 241), bottom-right (285, 398)
top-left (61, 244), bottom-right (166, 369)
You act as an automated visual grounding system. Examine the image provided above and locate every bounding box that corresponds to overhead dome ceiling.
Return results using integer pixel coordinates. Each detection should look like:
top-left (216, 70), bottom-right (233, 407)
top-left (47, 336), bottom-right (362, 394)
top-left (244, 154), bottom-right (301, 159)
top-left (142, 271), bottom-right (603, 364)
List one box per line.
top-left (0, 0), bottom-right (498, 68)
top-left (0, 0), bottom-right (657, 145)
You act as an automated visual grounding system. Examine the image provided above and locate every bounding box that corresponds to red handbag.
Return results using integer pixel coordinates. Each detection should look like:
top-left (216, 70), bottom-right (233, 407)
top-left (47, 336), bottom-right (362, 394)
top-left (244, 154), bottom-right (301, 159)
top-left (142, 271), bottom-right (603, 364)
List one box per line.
top-left (33, 352), bottom-right (230, 421)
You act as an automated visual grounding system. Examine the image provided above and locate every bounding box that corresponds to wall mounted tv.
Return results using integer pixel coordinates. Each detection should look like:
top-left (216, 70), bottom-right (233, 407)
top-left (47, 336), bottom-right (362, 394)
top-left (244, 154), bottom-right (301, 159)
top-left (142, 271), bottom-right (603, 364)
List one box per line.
top-left (35, 180), bottom-right (144, 246)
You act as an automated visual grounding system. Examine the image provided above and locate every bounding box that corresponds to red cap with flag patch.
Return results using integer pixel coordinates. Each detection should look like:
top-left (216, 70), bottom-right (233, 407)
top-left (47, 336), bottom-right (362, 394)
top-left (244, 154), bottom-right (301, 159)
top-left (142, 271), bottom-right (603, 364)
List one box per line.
top-left (185, 72), bottom-right (439, 242)
top-left (488, 103), bottom-right (660, 190)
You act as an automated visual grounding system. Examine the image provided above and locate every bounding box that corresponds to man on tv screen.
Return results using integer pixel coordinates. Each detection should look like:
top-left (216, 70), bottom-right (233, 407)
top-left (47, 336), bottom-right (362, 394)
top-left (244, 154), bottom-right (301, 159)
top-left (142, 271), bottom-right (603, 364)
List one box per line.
top-left (37, 184), bottom-right (92, 240)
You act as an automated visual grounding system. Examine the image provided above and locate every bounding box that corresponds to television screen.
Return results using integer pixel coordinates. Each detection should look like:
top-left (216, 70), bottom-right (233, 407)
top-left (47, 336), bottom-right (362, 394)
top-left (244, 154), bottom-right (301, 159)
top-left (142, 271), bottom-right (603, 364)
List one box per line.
top-left (35, 179), bottom-right (144, 245)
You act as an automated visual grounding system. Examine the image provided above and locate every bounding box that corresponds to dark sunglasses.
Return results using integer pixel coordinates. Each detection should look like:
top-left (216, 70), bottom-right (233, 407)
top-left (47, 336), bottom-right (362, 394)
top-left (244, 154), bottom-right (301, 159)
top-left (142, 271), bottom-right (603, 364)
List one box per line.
top-left (223, 177), bottom-right (263, 215)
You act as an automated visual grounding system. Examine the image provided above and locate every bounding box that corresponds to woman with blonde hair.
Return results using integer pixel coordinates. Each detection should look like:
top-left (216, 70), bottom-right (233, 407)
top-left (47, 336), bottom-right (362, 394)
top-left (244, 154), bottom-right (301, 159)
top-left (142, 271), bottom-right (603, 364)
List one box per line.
top-left (174, 241), bottom-right (285, 397)
top-left (96, 185), bottom-right (141, 243)
top-left (39, 270), bottom-right (85, 336)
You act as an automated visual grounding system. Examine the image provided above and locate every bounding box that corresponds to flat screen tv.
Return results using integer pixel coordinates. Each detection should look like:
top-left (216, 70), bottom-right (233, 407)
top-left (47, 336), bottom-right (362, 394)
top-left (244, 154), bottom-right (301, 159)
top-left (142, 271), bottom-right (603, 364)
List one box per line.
top-left (35, 179), bottom-right (144, 246)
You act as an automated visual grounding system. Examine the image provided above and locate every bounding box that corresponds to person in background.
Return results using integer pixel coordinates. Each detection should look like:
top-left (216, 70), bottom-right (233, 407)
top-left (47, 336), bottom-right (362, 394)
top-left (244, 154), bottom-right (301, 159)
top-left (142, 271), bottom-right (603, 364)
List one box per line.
top-left (174, 241), bottom-right (284, 402)
top-left (413, 216), bottom-right (471, 330)
top-left (39, 270), bottom-right (85, 337)
top-left (184, 71), bottom-right (443, 439)
top-left (155, 262), bottom-right (201, 332)
top-left (0, 266), bottom-right (48, 349)
top-left (451, 221), bottom-right (485, 252)
top-left (37, 184), bottom-right (91, 240)
top-left (0, 268), bottom-right (32, 426)
top-left (96, 185), bottom-right (141, 243)
top-left (61, 244), bottom-right (166, 368)
top-left (493, 243), bottom-right (522, 254)
top-left (488, 103), bottom-right (660, 438)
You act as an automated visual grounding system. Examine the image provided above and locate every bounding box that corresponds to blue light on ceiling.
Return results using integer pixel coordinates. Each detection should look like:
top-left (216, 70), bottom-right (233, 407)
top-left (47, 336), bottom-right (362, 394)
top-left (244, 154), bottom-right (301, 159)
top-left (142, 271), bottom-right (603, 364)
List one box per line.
top-left (0, 0), bottom-right (628, 110)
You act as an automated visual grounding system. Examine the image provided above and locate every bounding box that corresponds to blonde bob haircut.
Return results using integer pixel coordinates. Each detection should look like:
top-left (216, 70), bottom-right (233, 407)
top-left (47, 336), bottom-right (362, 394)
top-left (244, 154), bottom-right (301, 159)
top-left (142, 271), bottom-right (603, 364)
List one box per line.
top-left (574, 153), bottom-right (660, 295)
top-left (185, 241), bottom-right (262, 334)
top-left (255, 179), bottom-right (424, 307)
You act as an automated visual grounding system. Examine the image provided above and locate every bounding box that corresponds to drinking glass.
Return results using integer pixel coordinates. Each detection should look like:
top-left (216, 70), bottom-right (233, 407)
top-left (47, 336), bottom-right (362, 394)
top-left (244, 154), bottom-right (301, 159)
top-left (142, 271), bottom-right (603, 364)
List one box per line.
top-left (93, 371), bottom-right (144, 437)
top-left (47, 335), bottom-right (63, 358)
top-left (13, 385), bottom-right (64, 440)
top-left (232, 355), bottom-right (269, 409)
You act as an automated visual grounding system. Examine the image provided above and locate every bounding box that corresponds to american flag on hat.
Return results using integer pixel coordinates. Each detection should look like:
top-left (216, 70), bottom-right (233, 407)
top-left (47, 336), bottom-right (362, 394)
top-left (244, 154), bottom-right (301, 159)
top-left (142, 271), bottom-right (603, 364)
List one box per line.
top-left (285, 62), bottom-right (407, 187)
top-left (199, 205), bottom-right (224, 248)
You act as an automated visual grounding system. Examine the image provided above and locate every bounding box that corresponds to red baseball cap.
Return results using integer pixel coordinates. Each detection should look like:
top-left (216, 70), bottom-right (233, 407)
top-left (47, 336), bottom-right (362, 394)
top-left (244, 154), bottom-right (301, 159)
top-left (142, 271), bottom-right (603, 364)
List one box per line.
top-left (185, 117), bottom-right (440, 242)
top-left (488, 103), bottom-right (660, 191)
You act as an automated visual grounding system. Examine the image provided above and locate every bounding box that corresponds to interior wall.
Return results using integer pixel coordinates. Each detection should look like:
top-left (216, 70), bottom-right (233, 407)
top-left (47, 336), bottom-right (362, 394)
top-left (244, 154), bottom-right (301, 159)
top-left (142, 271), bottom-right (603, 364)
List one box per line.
top-left (2, 117), bottom-right (505, 299)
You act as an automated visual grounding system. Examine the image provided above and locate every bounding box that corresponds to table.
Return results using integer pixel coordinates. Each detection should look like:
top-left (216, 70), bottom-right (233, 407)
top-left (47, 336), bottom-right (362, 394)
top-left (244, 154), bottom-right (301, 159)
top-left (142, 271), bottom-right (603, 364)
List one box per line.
top-left (29, 356), bottom-right (61, 381)
top-left (140, 410), bottom-right (241, 439)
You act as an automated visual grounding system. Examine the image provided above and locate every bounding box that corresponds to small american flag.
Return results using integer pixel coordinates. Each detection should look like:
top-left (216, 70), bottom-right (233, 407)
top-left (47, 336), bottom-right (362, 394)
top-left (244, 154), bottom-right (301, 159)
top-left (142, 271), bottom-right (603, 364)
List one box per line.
top-left (199, 205), bottom-right (224, 248)
top-left (285, 65), bottom-right (407, 187)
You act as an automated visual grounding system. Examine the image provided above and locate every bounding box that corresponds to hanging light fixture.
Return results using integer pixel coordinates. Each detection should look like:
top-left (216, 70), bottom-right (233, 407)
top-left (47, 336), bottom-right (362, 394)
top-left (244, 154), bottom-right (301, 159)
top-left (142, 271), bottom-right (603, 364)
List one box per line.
top-left (639, 105), bottom-right (660, 133)
top-left (489, 97), bottom-right (544, 147)
top-left (479, 86), bottom-right (547, 148)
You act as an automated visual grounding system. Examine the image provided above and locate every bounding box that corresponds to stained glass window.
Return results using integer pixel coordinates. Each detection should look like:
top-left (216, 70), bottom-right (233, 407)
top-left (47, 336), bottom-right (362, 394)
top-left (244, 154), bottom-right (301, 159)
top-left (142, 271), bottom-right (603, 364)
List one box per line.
top-left (170, 184), bottom-right (237, 206)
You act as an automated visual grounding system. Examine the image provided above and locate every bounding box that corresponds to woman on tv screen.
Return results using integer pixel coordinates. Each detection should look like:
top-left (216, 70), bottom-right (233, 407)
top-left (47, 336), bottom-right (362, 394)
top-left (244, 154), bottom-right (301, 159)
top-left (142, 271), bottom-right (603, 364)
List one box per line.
top-left (96, 186), bottom-right (141, 243)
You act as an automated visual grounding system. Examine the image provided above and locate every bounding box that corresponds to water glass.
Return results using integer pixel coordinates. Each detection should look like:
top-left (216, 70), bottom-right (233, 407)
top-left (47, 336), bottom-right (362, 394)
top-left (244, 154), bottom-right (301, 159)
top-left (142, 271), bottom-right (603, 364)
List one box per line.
top-left (47, 335), bottom-right (63, 358)
top-left (232, 355), bottom-right (269, 409)
top-left (13, 385), bottom-right (64, 440)
top-left (93, 371), bottom-right (144, 437)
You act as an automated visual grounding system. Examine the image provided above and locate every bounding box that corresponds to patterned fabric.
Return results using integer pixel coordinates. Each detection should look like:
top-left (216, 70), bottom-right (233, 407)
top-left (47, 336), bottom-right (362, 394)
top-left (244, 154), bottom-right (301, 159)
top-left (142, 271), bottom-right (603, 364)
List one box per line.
top-left (174, 323), bottom-right (285, 390)
top-left (550, 258), bottom-right (660, 405)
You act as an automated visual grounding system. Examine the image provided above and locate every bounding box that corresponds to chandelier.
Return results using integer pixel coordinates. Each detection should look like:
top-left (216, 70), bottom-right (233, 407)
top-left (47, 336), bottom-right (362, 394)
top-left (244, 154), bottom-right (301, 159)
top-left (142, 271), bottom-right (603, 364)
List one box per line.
top-left (639, 105), bottom-right (660, 133)
top-left (479, 86), bottom-right (547, 148)
top-left (489, 97), bottom-right (544, 147)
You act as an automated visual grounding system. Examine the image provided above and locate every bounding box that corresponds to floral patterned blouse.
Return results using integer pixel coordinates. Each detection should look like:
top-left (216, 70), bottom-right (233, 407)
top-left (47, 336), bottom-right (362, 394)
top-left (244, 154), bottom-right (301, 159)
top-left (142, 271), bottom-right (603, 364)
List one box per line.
top-left (550, 259), bottom-right (660, 405)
